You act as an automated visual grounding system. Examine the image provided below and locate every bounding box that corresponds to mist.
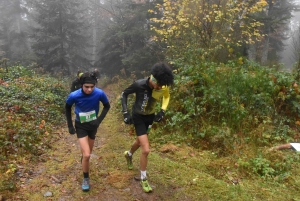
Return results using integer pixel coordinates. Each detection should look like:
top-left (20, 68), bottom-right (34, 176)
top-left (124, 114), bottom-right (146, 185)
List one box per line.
top-left (280, 0), bottom-right (300, 70)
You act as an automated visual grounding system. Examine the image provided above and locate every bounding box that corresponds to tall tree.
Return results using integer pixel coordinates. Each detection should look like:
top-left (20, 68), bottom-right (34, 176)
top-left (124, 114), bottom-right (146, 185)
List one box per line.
top-left (30, 0), bottom-right (91, 74)
top-left (0, 0), bottom-right (31, 64)
top-left (291, 26), bottom-right (300, 80)
top-left (150, 0), bottom-right (268, 65)
top-left (95, 0), bottom-right (165, 77)
top-left (251, 0), bottom-right (293, 65)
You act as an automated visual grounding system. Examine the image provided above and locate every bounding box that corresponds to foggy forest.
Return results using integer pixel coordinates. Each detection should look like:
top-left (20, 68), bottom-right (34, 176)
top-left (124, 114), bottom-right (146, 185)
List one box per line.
top-left (2, 0), bottom-right (300, 200)
top-left (1, 0), bottom-right (300, 76)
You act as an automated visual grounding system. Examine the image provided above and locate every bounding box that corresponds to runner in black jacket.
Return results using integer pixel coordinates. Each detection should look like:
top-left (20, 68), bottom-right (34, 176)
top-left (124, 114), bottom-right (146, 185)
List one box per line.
top-left (121, 62), bottom-right (174, 193)
top-left (70, 70), bottom-right (83, 92)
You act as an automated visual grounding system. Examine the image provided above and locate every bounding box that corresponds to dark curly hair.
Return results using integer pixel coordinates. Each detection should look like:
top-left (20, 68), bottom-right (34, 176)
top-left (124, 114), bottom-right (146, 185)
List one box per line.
top-left (80, 72), bottom-right (97, 85)
top-left (151, 62), bottom-right (174, 86)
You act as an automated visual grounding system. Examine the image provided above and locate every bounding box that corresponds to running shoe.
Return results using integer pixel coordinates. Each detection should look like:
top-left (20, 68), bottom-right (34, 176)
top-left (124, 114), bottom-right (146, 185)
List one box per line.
top-left (124, 151), bottom-right (133, 170)
top-left (140, 178), bottom-right (152, 193)
top-left (82, 178), bottom-right (90, 191)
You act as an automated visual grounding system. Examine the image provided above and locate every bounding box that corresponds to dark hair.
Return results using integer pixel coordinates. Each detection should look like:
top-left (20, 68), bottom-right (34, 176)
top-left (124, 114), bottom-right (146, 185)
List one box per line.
top-left (151, 62), bottom-right (174, 86)
top-left (80, 72), bottom-right (97, 85)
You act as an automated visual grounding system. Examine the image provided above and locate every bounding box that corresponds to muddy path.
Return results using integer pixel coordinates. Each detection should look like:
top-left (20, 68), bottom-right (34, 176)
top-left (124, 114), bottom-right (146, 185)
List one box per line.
top-left (9, 86), bottom-right (189, 201)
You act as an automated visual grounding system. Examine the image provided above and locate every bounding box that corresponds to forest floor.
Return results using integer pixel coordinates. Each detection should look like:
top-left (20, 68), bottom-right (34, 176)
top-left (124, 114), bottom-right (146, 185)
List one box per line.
top-left (6, 85), bottom-right (191, 201)
top-left (3, 82), bottom-right (300, 201)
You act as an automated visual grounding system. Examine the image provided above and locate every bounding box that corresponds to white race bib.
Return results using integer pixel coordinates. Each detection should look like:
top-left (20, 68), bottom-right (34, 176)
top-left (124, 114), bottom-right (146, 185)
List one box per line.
top-left (79, 110), bottom-right (96, 123)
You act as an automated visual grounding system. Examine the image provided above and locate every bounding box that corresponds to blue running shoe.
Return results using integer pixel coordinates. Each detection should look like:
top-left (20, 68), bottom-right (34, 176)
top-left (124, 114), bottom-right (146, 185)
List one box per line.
top-left (82, 178), bottom-right (90, 191)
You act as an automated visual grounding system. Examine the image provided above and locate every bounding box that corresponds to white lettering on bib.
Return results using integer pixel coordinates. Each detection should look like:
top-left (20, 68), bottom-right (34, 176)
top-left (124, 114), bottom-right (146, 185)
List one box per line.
top-left (79, 110), bottom-right (97, 123)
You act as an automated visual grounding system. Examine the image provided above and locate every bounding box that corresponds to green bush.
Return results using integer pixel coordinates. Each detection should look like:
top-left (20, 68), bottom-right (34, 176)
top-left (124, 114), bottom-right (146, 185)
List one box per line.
top-left (154, 59), bottom-right (299, 151)
top-left (0, 65), bottom-right (69, 191)
top-left (238, 152), bottom-right (300, 179)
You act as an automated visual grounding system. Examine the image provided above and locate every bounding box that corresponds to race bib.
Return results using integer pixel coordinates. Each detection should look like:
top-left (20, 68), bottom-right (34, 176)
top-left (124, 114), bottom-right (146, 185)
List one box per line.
top-left (79, 110), bottom-right (96, 123)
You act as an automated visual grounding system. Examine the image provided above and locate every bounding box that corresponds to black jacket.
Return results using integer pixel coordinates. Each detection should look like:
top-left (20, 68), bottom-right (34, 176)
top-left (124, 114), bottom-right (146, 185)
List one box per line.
top-left (70, 78), bottom-right (81, 92)
top-left (121, 78), bottom-right (170, 115)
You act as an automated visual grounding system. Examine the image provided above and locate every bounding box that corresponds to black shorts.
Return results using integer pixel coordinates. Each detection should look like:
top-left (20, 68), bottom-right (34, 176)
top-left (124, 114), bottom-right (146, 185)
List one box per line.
top-left (75, 121), bottom-right (97, 140)
top-left (132, 113), bottom-right (155, 136)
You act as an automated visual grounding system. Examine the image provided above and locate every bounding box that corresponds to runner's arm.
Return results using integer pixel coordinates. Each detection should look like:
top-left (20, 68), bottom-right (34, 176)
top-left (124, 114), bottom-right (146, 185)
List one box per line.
top-left (120, 82), bottom-right (137, 113)
top-left (97, 102), bottom-right (110, 122)
top-left (65, 103), bottom-right (73, 127)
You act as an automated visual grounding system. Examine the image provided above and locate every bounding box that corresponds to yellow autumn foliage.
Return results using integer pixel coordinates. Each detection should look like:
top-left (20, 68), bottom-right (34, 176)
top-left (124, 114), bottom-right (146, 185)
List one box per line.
top-left (149, 0), bottom-right (267, 62)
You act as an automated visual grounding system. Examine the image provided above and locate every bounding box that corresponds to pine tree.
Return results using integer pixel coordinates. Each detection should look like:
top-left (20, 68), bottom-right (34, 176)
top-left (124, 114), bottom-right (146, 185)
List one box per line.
top-left (259, 0), bottom-right (293, 65)
top-left (30, 0), bottom-right (91, 74)
top-left (95, 0), bottom-right (165, 76)
top-left (0, 0), bottom-right (31, 64)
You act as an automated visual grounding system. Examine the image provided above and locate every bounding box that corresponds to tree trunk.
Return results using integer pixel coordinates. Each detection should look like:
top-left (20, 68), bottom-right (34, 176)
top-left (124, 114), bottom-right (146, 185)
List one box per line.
top-left (92, 0), bottom-right (100, 65)
top-left (261, 34), bottom-right (270, 65)
top-left (247, 44), bottom-right (256, 61)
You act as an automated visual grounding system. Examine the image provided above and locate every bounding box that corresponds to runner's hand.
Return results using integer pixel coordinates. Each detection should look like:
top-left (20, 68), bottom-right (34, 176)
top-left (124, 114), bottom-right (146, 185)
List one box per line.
top-left (154, 110), bottom-right (165, 122)
top-left (90, 117), bottom-right (102, 128)
top-left (68, 126), bottom-right (76, 134)
top-left (123, 112), bottom-right (133, 124)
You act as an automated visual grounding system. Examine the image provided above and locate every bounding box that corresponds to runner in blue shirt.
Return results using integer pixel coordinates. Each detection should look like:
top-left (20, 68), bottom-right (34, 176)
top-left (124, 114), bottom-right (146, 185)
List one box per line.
top-left (65, 72), bottom-right (110, 191)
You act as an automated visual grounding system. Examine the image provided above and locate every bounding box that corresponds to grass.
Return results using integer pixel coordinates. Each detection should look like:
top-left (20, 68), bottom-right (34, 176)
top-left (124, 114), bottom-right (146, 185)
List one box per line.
top-left (105, 79), bottom-right (300, 201)
top-left (2, 76), bottom-right (300, 200)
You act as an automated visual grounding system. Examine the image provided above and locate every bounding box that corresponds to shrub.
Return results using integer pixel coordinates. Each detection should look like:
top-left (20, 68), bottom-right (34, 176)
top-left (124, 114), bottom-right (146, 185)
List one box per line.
top-left (0, 65), bottom-right (69, 191)
top-left (153, 59), bottom-right (299, 152)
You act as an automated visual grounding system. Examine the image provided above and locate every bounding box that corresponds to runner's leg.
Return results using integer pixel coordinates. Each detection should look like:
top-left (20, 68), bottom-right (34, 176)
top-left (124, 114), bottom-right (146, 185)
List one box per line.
top-left (138, 134), bottom-right (150, 172)
top-left (130, 138), bottom-right (141, 154)
top-left (88, 137), bottom-right (95, 154)
top-left (78, 136), bottom-right (94, 173)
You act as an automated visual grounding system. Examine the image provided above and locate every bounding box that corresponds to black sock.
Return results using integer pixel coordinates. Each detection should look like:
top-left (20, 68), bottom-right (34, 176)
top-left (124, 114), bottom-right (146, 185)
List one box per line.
top-left (83, 172), bottom-right (89, 178)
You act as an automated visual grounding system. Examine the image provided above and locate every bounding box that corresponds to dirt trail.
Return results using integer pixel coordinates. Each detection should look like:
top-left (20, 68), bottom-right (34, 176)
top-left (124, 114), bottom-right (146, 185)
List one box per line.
top-left (10, 86), bottom-right (186, 201)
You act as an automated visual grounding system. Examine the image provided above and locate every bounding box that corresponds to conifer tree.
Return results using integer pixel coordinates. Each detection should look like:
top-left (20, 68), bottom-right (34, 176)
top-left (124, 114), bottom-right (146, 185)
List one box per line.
top-left (0, 0), bottom-right (31, 64)
top-left (30, 0), bottom-right (91, 74)
top-left (95, 0), bottom-right (165, 76)
top-left (253, 0), bottom-right (293, 65)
